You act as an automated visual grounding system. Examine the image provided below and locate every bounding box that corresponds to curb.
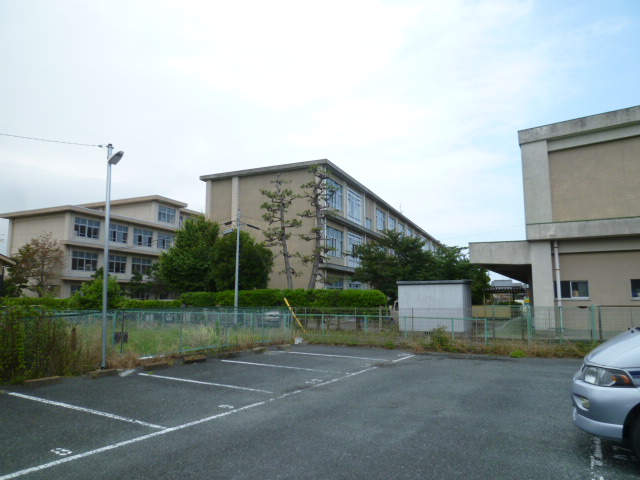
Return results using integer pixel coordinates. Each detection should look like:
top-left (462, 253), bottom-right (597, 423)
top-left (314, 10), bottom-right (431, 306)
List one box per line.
top-left (24, 376), bottom-right (62, 388)
top-left (86, 369), bottom-right (118, 379)
top-left (142, 362), bottom-right (171, 371)
top-left (183, 355), bottom-right (207, 364)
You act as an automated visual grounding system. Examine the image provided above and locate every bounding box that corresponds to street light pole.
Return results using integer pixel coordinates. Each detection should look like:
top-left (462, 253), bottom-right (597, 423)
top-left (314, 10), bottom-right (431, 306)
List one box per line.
top-left (101, 144), bottom-right (124, 370)
top-left (234, 208), bottom-right (241, 311)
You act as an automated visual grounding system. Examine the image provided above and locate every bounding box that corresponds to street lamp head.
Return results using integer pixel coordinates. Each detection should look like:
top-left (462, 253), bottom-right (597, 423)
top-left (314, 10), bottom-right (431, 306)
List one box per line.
top-left (108, 151), bottom-right (124, 165)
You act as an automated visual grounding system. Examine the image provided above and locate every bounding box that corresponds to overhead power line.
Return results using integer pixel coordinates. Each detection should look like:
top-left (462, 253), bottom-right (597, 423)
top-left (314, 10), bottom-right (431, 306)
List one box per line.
top-left (0, 132), bottom-right (104, 148)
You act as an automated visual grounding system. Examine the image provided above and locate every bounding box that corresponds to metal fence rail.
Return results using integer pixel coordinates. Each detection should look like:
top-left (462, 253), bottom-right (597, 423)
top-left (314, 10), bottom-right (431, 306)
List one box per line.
top-left (46, 305), bottom-right (640, 360)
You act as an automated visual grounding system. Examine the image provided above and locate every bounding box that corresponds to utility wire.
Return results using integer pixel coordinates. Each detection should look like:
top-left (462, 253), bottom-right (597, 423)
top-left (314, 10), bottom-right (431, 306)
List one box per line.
top-left (0, 132), bottom-right (104, 148)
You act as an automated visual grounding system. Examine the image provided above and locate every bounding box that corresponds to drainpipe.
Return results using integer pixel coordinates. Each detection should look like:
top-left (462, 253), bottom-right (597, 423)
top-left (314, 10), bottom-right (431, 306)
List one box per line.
top-left (553, 241), bottom-right (562, 307)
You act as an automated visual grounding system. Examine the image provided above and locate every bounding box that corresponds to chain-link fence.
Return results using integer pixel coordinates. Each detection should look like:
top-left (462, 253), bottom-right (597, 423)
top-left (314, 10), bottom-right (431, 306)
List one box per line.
top-left (51, 304), bottom-right (640, 359)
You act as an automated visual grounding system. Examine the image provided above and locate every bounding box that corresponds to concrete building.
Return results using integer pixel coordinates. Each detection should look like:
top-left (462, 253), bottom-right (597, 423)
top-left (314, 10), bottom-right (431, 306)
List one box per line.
top-left (1, 196), bottom-right (199, 298)
top-left (200, 159), bottom-right (439, 290)
top-left (470, 106), bottom-right (640, 307)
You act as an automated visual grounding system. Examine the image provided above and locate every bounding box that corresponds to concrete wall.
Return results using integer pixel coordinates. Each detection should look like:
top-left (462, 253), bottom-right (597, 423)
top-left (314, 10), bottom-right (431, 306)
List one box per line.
top-left (549, 135), bottom-right (640, 222)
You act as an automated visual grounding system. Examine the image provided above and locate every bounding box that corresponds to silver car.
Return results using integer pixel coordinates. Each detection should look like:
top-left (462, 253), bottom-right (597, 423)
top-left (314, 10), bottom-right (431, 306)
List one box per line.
top-left (571, 328), bottom-right (640, 457)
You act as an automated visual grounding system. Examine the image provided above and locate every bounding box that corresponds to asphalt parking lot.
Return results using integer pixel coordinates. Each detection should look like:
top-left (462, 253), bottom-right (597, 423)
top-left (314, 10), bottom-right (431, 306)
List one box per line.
top-left (1, 344), bottom-right (640, 480)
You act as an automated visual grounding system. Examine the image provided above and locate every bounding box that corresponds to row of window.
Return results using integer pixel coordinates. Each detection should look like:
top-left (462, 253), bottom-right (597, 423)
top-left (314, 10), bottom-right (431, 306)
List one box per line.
top-left (325, 278), bottom-right (363, 290)
top-left (325, 179), bottom-right (430, 247)
top-left (71, 250), bottom-right (153, 275)
top-left (555, 280), bottom-right (640, 300)
top-left (74, 216), bottom-right (174, 249)
top-left (326, 227), bottom-right (362, 268)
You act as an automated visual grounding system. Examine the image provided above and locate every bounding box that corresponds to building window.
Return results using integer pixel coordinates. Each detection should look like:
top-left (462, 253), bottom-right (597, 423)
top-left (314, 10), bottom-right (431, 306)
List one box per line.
top-left (555, 280), bottom-right (590, 299)
top-left (158, 205), bottom-right (176, 224)
top-left (376, 209), bottom-right (386, 231)
top-left (631, 279), bottom-right (640, 299)
top-left (347, 232), bottom-right (363, 268)
top-left (365, 218), bottom-right (372, 230)
top-left (157, 233), bottom-right (174, 250)
top-left (388, 216), bottom-right (396, 231)
top-left (109, 224), bottom-right (128, 244)
top-left (71, 251), bottom-right (98, 271)
top-left (326, 278), bottom-right (344, 290)
top-left (74, 217), bottom-right (100, 239)
top-left (397, 223), bottom-right (405, 235)
top-left (132, 257), bottom-right (152, 275)
top-left (348, 280), bottom-right (363, 290)
top-left (326, 178), bottom-right (343, 212)
top-left (133, 228), bottom-right (153, 247)
top-left (108, 255), bottom-right (127, 274)
top-left (326, 227), bottom-right (343, 257)
top-left (347, 188), bottom-right (362, 224)
top-left (69, 283), bottom-right (83, 295)
top-left (407, 227), bottom-right (413, 237)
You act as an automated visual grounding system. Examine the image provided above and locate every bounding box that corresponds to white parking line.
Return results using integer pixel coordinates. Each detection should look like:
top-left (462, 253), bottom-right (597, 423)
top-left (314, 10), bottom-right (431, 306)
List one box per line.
top-left (221, 359), bottom-right (339, 373)
top-left (0, 400), bottom-right (268, 480)
top-left (1, 354), bottom-right (415, 479)
top-left (287, 351), bottom-right (393, 361)
top-left (6, 392), bottom-right (165, 430)
top-left (138, 373), bottom-right (273, 394)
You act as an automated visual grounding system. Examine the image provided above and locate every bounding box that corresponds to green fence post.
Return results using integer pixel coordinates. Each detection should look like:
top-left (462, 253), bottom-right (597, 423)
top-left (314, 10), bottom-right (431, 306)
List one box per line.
top-left (527, 307), bottom-right (533, 346)
top-left (178, 312), bottom-right (183, 354)
top-left (484, 317), bottom-right (488, 345)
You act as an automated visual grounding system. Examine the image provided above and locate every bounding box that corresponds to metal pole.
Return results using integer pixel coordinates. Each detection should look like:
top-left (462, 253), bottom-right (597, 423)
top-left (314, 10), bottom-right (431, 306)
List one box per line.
top-left (234, 208), bottom-right (240, 309)
top-left (101, 144), bottom-right (113, 369)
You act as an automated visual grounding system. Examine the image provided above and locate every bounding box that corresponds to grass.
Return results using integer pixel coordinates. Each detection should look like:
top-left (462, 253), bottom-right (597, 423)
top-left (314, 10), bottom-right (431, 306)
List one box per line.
top-left (4, 317), bottom-right (598, 385)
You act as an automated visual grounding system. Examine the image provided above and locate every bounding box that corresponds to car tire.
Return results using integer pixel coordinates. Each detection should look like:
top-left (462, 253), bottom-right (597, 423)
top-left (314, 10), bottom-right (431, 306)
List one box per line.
top-left (630, 415), bottom-right (640, 460)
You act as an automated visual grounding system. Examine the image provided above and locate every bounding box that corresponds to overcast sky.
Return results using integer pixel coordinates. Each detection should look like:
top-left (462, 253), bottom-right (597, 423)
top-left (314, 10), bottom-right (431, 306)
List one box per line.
top-left (1, 0), bottom-right (639, 258)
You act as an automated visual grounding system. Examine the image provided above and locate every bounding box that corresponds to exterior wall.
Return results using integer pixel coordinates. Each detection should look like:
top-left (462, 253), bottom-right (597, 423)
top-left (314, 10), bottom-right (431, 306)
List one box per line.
top-left (108, 203), bottom-right (155, 223)
top-left (2, 197), bottom-right (190, 299)
top-left (9, 214), bottom-right (68, 255)
top-left (201, 160), bottom-right (439, 291)
top-left (470, 105), bottom-right (640, 309)
top-left (397, 280), bottom-right (473, 332)
top-left (556, 240), bottom-right (640, 306)
top-left (549, 135), bottom-right (640, 222)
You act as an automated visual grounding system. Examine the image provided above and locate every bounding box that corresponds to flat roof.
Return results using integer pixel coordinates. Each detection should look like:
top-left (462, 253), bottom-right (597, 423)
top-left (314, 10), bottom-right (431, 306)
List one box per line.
top-left (518, 105), bottom-right (640, 145)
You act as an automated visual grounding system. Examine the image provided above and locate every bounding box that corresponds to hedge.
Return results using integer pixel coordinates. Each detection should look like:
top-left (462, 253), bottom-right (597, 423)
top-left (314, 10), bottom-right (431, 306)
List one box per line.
top-left (118, 299), bottom-right (182, 309)
top-left (180, 289), bottom-right (387, 309)
top-left (0, 297), bottom-right (73, 309)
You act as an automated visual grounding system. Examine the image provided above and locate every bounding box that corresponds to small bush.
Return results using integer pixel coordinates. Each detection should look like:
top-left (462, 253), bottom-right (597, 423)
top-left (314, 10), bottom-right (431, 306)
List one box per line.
top-left (509, 349), bottom-right (526, 358)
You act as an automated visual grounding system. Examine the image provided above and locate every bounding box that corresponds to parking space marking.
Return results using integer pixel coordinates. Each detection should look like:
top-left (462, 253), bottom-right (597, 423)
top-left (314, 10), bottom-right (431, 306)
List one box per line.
top-left (391, 354), bottom-right (415, 363)
top-left (6, 392), bottom-right (165, 430)
top-left (221, 359), bottom-right (340, 373)
top-left (0, 400), bottom-right (268, 480)
top-left (287, 351), bottom-right (396, 361)
top-left (138, 373), bottom-right (273, 394)
top-left (0, 360), bottom-right (385, 480)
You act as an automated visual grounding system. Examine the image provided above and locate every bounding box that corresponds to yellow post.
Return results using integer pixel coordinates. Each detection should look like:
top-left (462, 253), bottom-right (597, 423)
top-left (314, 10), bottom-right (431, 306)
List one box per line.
top-left (283, 297), bottom-right (307, 333)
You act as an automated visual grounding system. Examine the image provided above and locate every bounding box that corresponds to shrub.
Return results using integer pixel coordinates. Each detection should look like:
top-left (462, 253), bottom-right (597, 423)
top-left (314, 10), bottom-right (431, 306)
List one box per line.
top-left (181, 292), bottom-right (218, 307)
top-left (119, 299), bottom-right (182, 309)
top-left (0, 297), bottom-right (72, 309)
top-left (0, 306), bottom-right (82, 383)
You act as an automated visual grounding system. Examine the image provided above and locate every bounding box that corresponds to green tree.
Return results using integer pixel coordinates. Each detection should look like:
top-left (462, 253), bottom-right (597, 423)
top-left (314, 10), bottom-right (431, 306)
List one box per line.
top-left (352, 230), bottom-right (432, 301)
top-left (260, 173), bottom-right (302, 289)
top-left (298, 165), bottom-right (338, 289)
top-left (430, 245), bottom-right (491, 305)
top-left (155, 216), bottom-right (220, 293)
top-left (352, 231), bottom-right (490, 304)
top-left (212, 230), bottom-right (274, 291)
top-left (70, 268), bottom-right (123, 309)
top-left (124, 271), bottom-right (151, 299)
top-left (8, 233), bottom-right (64, 297)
